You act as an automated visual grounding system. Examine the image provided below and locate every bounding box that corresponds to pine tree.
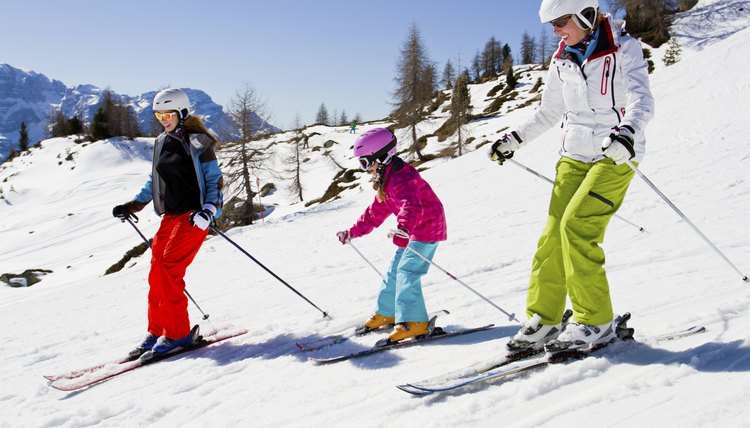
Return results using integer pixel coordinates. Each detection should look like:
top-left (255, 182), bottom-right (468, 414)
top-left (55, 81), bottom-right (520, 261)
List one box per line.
top-left (662, 34), bottom-right (682, 66)
top-left (91, 108), bottom-right (110, 140)
top-left (505, 66), bottom-right (518, 91)
top-left (18, 122), bottom-right (29, 151)
top-left (67, 116), bottom-right (84, 135)
top-left (501, 44), bottom-right (514, 73)
top-left (315, 103), bottom-right (330, 125)
top-left (339, 110), bottom-right (349, 126)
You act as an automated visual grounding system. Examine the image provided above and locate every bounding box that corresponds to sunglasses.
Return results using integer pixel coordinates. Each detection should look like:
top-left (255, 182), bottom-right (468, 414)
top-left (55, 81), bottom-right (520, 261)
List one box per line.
top-left (358, 156), bottom-right (376, 170)
top-left (550, 15), bottom-right (572, 29)
top-left (154, 112), bottom-right (178, 121)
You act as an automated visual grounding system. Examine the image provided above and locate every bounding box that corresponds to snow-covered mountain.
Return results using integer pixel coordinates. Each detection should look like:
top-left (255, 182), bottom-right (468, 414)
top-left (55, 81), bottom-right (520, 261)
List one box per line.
top-left (0, 64), bottom-right (278, 162)
top-left (1, 1), bottom-right (748, 426)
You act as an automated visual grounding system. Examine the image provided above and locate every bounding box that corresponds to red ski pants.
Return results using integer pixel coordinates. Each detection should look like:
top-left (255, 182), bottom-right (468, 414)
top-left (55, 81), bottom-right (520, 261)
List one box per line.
top-left (147, 213), bottom-right (208, 339)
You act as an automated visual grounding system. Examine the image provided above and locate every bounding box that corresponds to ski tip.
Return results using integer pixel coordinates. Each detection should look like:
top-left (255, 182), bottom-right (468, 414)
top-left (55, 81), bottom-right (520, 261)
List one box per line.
top-left (396, 384), bottom-right (433, 396)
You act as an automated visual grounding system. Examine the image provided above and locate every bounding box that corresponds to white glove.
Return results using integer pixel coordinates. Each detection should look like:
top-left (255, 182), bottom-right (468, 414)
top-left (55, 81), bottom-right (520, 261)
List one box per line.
top-left (488, 132), bottom-right (523, 165)
top-left (602, 125), bottom-right (636, 165)
top-left (189, 204), bottom-right (217, 230)
top-left (336, 230), bottom-right (351, 245)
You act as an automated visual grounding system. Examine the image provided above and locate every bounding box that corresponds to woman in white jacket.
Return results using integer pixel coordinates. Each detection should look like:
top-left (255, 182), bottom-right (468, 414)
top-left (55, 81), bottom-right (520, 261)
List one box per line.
top-left (490, 0), bottom-right (654, 352)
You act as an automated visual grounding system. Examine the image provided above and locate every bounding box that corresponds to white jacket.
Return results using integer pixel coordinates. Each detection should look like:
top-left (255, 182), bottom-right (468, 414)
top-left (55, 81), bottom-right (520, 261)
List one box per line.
top-left (515, 16), bottom-right (654, 163)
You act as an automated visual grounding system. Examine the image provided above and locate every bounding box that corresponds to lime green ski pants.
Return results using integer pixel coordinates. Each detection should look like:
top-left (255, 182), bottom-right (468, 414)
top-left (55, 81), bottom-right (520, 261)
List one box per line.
top-left (526, 157), bottom-right (636, 326)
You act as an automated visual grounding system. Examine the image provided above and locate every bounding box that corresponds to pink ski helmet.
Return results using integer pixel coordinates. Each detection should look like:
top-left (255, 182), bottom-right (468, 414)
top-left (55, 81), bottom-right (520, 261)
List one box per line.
top-left (353, 128), bottom-right (397, 170)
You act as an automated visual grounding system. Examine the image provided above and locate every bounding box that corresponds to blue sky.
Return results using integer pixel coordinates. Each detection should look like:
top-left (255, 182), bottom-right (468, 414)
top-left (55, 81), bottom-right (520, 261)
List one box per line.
top-left (3, 1), bottom-right (551, 130)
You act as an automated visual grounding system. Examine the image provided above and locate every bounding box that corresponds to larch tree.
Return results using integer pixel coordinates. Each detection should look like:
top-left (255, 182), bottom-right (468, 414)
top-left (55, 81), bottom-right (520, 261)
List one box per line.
top-left (392, 22), bottom-right (435, 161)
top-left (224, 83), bottom-right (270, 225)
top-left (442, 60), bottom-right (455, 90)
top-left (450, 71), bottom-right (472, 157)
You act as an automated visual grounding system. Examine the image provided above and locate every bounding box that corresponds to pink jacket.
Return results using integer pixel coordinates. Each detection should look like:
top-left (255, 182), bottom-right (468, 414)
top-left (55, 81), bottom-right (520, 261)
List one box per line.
top-left (349, 159), bottom-right (447, 242)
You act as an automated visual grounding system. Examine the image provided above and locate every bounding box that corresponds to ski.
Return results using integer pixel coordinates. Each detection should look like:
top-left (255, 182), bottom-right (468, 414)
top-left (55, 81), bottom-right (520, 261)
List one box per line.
top-left (46, 328), bottom-right (248, 391)
top-left (296, 309), bottom-right (450, 352)
top-left (310, 324), bottom-right (495, 365)
top-left (397, 317), bottom-right (706, 396)
top-left (44, 356), bottom-right (134, 382)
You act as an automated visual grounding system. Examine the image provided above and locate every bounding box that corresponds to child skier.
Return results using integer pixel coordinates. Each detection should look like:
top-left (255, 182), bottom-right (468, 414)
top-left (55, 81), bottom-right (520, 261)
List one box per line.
top-left (336, 128), bottom-right (447, 343)
top-left (112, 88), bottom-right (223, 360)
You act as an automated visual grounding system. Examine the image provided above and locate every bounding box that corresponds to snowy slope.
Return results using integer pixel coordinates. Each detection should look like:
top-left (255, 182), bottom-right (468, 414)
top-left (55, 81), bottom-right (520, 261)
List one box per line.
top-left (1, 2), bottom-right (749, 427)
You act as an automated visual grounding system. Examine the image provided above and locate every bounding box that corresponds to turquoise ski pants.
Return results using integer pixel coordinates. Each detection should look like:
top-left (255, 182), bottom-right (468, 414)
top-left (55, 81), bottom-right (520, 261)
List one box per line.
top-left (527, 157), bottom-right (636, 326)
top-left (375, 241), bottom-right (438, 323)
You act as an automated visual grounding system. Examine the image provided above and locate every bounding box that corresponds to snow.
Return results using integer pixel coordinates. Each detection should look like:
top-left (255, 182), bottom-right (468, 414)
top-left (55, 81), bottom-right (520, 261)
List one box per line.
top-left (1, 2), bottom-right (749, 426)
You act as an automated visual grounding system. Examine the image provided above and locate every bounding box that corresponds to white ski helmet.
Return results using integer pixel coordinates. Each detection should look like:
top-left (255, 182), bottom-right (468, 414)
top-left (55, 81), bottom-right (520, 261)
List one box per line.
top-left (539, 0), bottom-right (599, 30)
top-left (152, 88), bottom-right (190, 119)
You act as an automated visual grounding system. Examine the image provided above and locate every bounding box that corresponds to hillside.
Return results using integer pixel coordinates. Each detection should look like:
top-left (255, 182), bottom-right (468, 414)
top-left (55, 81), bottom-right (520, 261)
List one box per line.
top-left (1, 1), bottom-right (749, 426)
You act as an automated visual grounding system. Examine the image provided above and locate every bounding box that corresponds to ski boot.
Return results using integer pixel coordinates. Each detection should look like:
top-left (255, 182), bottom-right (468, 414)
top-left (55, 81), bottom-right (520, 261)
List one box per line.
top-left (506, 309), bottom-right (573, 354)
top-left (387, 321), bottom-right (430, 342)
top-left (139, 325), bottom-right (201, 361)
top-left (127, 333), bottom-right (158, 359)
top-left (545, 312), bottom-right (634, 353)
top-left (354, 313), bottom-right (395, 335)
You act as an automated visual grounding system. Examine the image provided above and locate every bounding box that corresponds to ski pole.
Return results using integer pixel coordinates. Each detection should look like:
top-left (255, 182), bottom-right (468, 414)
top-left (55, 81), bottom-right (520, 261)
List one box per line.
top-left (403, 244), bottom-right (520, 323)
top-left (625, 160), bottom-right (748, 282)
top-left (209, 225), bottom-right (333, 319)
top-left (509, 158), bottom-right (645, 232)
top-left (347, 241), bottom-right (384, 278)
top-left (123, 216), bottom-right (211, 320)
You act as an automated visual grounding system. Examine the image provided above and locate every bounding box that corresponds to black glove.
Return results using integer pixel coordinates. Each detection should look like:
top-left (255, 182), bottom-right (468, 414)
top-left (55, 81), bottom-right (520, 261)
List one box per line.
top-left (112, 204), bottom-right (135, 222)
top-left (189, 204), bottom-right (217, 230)
top-left (489, 131), bottom-right (522, 165)
top-left (602, 125), bottom-right (636, 164)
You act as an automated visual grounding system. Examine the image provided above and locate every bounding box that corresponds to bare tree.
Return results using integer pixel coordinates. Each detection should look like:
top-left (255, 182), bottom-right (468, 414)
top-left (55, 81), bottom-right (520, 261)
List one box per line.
top-left (450, 71), bottom-right (472, 156)
top-left (442, 60), bottom-right (455, 90)
top-left (223, 83), bottom-right (270, 225)
top-left (284, 137), bottom-right (304, 202)
top-left (482, 36), bottom-right (503, 78)
top-left (538, 27), bottom-right (551, 67)
top-left (470, 50), bottom-right (482, 82)
top-left (608, 0), bottom-right (680, 47)
top-left (392, 22), bottom-right (435, 161)
top-left (521, 32), bottom-right (537, 64)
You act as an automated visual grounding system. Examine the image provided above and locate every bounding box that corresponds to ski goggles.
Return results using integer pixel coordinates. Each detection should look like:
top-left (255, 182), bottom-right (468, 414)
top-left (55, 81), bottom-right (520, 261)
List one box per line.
top-left (550, 15), bottom-right (572, 29)
top-left (154, 112), bottom-right (178, 121)
top-left (358, 156), bottom-right (376, 170)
